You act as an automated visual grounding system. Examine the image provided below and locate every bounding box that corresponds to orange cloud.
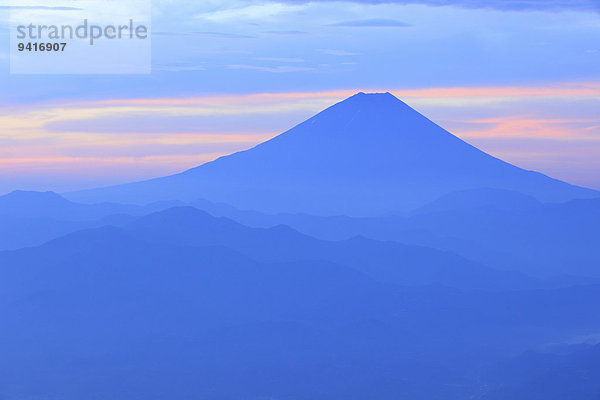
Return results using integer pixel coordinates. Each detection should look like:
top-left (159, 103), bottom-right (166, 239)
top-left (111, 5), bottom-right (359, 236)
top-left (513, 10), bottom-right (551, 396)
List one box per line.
top-left (80, 82), bottom-right (600, 108)
top-left (1, 81), bottom-right (599, 191)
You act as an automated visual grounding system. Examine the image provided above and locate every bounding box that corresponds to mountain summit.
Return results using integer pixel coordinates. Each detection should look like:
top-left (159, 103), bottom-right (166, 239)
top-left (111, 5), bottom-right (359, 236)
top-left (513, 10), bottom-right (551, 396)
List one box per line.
top-left (68, 93), bottom-right (597, 215)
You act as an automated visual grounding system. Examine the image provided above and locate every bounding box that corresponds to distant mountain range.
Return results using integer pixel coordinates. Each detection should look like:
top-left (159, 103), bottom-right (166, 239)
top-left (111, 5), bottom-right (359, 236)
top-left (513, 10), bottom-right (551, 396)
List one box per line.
top-left (222, 187), bottom-right (600, 278)
top-left (2, 93), bottom-right (599, 399)
top-left (2, 189), bottom-right (600, 280)
top-left (0, 190), bottom-right (535, 290)
top-left (2, 208), bottom-right (600, 400)
top-left (123, 206), bottom-right (539, 291)
top-left (65, 93), bottom-right (598, 215)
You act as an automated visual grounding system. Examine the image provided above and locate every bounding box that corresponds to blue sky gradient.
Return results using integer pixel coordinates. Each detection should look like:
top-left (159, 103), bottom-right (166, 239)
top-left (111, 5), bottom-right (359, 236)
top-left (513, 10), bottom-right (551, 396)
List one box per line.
top-left (0, 0), bottom-right (598, 193)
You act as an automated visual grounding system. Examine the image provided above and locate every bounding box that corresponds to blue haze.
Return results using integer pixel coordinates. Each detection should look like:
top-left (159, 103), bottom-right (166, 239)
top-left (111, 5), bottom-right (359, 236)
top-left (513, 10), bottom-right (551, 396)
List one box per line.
top-left (0, 94), bottom-right (599, 399)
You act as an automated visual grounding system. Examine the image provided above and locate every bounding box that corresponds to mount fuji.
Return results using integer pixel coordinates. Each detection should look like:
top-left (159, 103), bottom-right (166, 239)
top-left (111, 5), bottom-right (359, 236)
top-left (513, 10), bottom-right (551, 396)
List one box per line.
top-left (67, 92), bottom-right (598, 215)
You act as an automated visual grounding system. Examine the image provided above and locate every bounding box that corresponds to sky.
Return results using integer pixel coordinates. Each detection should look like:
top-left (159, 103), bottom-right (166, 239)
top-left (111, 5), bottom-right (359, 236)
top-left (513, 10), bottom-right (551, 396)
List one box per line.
top-left (0, 0), bottom-right (599, 194)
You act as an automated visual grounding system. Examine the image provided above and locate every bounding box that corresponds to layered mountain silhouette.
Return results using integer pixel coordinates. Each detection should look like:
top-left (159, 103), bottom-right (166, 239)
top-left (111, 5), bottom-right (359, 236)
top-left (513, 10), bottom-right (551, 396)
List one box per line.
top-left (66, 93), bottom-right (598, 215)
top-left (2, 221), bottom-right (600, 400)
top-left (0, 189), bottom-right (185, 220)
top-left (219, 189), bottom-right (600, 279)
top-left (3, 93), bottom-right (600, 399)
top-left (5, 189), bottom-right (600, 280)
top-left (122, 206), bottom-right (538, 290)
top-left (0, 190), bottom-right (185, 250)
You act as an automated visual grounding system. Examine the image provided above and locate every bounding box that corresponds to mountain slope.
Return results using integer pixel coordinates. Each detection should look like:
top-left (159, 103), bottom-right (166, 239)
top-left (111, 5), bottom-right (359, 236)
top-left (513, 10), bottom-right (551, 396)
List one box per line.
top-left (0, 190), bottom-right (192, 220)
top-left (231, 194), bottom-right (600, 279)
top-left (411, 188), bottom-right (542, 215)
top-left (66, 93), bottom-right (597, 215)
top-left (123, 206), bottom-right (538, 291)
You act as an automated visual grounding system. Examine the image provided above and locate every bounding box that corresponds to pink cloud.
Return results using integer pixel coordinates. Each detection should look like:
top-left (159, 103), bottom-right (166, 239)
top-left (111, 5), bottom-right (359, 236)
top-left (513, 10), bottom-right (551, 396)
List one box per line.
top-left (1, 81), bottom-right (599, 191)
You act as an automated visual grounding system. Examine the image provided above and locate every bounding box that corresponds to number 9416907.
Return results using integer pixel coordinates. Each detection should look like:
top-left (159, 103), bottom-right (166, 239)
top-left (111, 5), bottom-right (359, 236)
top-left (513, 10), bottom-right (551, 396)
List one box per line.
top-left (18, 42), bottom-right (67, 51)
